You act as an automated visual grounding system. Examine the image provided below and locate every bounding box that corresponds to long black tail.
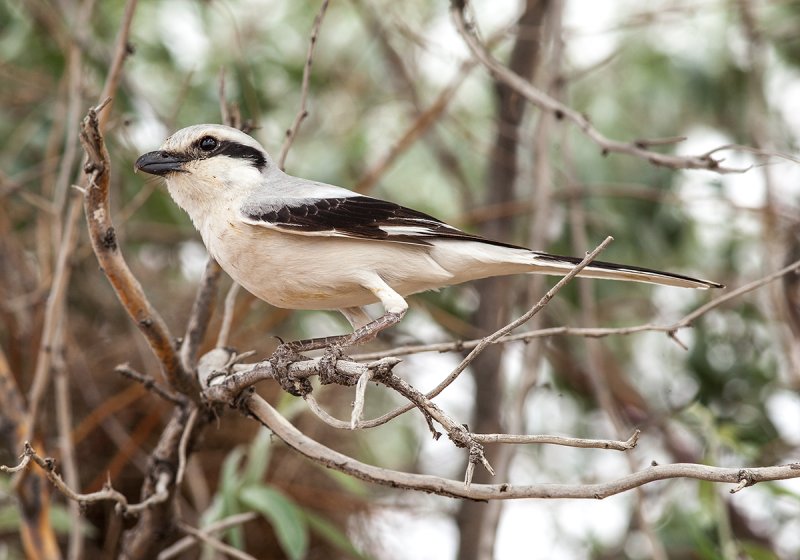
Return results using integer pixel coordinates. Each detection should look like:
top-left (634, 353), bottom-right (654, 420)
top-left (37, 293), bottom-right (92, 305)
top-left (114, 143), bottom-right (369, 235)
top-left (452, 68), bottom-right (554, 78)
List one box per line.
top-left (530, 251), bottom-right (724, 289)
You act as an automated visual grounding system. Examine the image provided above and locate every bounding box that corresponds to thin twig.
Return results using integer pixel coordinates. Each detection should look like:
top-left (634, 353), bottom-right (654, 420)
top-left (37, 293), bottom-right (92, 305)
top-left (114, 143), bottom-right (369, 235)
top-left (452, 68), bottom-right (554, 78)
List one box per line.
top-left (450, 2), bottom-right (751, 173)
top-left (472, 429), bottom-right (640, 451)
top-left (216, 282), bottom-right (240, 348)
top-left (0, 451), bottom-right (32, 474)
top-left (158, 511), bottom-right (261, 560)
top-left (54, 327), bottom-right (84, 560)
top-left (277, 0), bottom-right (330, 169)
top-left (26, 198), bottom-right (81, 443)
top-left (181, 257), bottom-right (223, 372)
top-left (352, 256), bottom-right (800, 361)
top-left (157, 512), bottom-right (259, 560)
top-left (350, 370), bottom-right (372, 429)
top-left (115, 364), bottom-right (186, 406)
top-left (304, 394), bottom-right (353, 430)
top-left (1, 443), bottom-right (171, 515)
top-left (95, 0), bottom-right (138, 130)
top-left (176, 406), bottom-right (198, 487)
top-left (353, 237), bottom-right (615, 429)
top-left (176, 522), bottom-right (258, 560)
top-left (369, 366), bottom-right (495, 481)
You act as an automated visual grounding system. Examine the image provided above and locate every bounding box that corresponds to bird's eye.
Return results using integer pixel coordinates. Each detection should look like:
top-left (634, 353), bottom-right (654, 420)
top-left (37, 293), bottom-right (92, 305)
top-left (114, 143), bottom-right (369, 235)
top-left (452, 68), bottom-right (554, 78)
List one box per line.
top-left (199, 136), bottom-right (218, 151)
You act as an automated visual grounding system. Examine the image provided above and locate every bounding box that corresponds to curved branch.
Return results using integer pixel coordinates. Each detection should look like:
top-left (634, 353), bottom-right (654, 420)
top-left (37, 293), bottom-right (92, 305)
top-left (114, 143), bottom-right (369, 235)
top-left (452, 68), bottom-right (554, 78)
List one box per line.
top-left (1, 442), bottom-right (171, 516)
top-left (79, 106), bottom-right (198, 397)
top-left (244, 392), bottom-right (800, 500)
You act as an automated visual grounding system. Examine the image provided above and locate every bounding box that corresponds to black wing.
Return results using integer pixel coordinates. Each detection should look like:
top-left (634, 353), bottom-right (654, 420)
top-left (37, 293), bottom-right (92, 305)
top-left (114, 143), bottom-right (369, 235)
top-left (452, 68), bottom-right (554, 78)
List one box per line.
top-left (241, 195), bottom-right (520, 248)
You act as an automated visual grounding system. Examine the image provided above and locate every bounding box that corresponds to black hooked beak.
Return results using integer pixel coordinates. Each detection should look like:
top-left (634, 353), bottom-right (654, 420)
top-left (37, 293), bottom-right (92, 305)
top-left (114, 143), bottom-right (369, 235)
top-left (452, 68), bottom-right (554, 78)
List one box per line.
top-left (134, 151), bottom-right (188, 176)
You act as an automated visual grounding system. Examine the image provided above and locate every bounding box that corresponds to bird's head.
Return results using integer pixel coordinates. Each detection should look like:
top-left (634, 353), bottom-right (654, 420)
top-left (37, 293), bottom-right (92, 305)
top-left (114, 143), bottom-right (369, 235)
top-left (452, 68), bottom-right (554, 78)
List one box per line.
top-left (135, 124), bottom-right (274, 216)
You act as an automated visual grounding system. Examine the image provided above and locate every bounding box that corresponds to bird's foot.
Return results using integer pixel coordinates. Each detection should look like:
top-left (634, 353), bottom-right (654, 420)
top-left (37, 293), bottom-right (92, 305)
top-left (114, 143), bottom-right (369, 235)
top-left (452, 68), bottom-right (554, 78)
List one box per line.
top-left (270, 343), bottom-right (312, 397)
top-left (318, 344), bottom-right (356, 386)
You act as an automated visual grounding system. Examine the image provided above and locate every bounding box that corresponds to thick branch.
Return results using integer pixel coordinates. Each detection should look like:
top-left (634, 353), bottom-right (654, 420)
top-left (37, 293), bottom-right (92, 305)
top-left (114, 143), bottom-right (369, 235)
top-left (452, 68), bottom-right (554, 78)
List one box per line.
top-left (243, 393), bottom-right (800, 500)
top-left (79, 106), bottom-right (198, 397)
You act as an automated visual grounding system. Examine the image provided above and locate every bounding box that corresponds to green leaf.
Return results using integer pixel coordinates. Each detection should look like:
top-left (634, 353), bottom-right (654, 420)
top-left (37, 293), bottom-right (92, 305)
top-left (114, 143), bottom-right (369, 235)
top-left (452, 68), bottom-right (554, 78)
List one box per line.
top-left (240, 485), bottom-right (309, 560)
top-left (242, 427), bottom-right (273, 485)
top-left (0, 503), bottom-right (21, 531)
top-left (219, 447), bottom-right (246, 548)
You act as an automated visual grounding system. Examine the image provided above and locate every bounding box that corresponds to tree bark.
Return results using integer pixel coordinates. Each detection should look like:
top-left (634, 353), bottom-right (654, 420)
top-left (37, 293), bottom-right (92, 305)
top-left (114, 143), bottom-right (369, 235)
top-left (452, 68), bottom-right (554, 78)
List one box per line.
top-left (456, 2), bottom-right (552, 559)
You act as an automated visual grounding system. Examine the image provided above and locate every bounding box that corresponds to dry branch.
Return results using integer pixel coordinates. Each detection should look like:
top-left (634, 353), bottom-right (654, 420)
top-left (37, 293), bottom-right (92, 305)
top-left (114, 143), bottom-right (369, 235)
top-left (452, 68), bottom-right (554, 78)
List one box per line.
top-left (157, 512), bottom-right (259, 560)
top-left (1, 442), bottom-right (171, 516)
top-left (472, 430), bottom-right (640, 451)
top-left (347, 236), bottom-right (615, 429)
top-left (277, 0), bottom-right (330, 169)
top-left (181, 257), bottom-right (223, 373)
top-left (79, 104), bottom-right (197, 397)
top-left (350, 256), bottom-right (800, 361)
top-left (243, 392), bottom-right (800, 500)
top-left (450, 1), bottom-right (751, 173)
top-left (0, 350), bottom-right (60, 560)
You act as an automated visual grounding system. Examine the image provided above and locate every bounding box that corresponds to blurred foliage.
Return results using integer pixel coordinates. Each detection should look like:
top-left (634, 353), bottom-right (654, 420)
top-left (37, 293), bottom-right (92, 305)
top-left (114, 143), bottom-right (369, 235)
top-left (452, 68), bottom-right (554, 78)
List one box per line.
top-left (1, 0), bottom-right (799, 558)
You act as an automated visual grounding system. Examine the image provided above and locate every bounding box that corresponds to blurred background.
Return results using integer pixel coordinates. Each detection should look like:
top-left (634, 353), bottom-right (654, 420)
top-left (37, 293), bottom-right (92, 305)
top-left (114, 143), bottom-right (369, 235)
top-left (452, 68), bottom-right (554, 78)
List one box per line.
top-left (2, 0), bottom-right (800, 558)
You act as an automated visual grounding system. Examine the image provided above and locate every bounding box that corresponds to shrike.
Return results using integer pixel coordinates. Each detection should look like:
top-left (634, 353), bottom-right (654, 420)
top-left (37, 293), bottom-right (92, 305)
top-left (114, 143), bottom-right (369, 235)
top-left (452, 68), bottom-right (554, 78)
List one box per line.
top-left (135, 124), bottom-right (722, 352)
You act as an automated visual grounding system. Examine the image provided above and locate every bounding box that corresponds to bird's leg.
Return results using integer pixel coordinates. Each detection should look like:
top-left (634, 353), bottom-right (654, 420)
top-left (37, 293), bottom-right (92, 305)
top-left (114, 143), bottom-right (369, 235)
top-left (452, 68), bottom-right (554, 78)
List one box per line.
top-left (278, 310), bottom-right (407, 386)
top-left (321, 309), bottom-right (407, 384)
top-left (275, 278), bottom-right (408, 391)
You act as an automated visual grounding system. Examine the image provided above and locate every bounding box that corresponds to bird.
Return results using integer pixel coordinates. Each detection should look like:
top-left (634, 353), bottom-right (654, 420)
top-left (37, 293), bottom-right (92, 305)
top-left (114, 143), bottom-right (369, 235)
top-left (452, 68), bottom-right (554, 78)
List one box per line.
top-left (135, 124), bottom-right (723, 353)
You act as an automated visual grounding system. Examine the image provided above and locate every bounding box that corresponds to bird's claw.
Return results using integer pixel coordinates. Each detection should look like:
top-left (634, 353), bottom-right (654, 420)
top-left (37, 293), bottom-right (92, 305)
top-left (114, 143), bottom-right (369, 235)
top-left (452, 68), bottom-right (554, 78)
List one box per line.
top-left (270, 343), bottom-right (312, 397)
top-left (318, 345), bottom-right (355, 386)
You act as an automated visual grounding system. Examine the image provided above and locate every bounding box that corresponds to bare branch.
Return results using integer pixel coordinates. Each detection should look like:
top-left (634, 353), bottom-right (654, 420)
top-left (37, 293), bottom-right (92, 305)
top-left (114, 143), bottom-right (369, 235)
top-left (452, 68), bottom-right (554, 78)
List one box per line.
top-left (181, 257), bottom-right (223, 372)
top-left (216, 281), bottom-right (240, 348)
top-left (242, 393), bottom-right (800, 499)
top-left (115, 364), bottom-right (186, 406)
top-left (95, 0), bottom-right (139, 130)
top-left (1, 442), bottom-right (171, 515)
top-left (354, 236), bottom-right (614, 428)
top-left (450, 1), bottom-right (751, 173)
top-left (0, 450), bottom-right (32, 474)
top-left (175, 406), bottom-right (199, 487)
top-left (472, 430), bottom-right (640, 451)
top-left (200, 348), bottom-right (400, 402)
top-left (351, 369), bottom-right (373, 429)
top-left (353, 256), bottom-right (800, 361)
top-left (277, 0), bottom-right (330, 169)
top-left (26, 199), bottom-right (81, 442)
top-left (79, 106), bottom-right (198, 397)
top-left (157, 512), bottom-right (259, 560)
top-left (304, 393), bottom-right (353, 430)
top-left (176, 522), bottom-right (258, 560)
top-left (54, 335), bottom-right (84, 560)
top-left (120, 409), bottom-right (202, 558)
